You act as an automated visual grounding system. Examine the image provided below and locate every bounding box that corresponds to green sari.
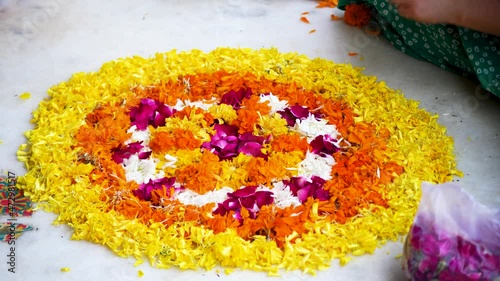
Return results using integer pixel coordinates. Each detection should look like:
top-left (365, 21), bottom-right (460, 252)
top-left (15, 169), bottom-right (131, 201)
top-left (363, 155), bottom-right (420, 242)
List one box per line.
top-left (338, 0), bottom-right (500, 97)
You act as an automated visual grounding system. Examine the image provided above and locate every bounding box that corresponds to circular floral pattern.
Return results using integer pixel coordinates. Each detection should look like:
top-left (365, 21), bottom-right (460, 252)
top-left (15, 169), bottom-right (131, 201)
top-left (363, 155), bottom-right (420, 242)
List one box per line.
top-left (17, 48), bottom-right (461, 274)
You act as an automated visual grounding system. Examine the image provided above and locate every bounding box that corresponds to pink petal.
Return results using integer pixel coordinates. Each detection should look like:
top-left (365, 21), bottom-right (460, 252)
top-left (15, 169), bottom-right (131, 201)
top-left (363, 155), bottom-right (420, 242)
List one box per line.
top-left (155, 177), bottom-right (176, 188)
top-left (310, 135), bottom-right (340, 157)
top-left (240, 195), bottom-right (256, 209)
top-left (218, 151), bottom-right (239, 160)
top-left (289, 105), bottom-right (310, 119)
top-left (239, 133), bottom-right (265, 144)
top-left (284, 176), bottom-right (329, 203)
top-left (314, 189), bottom-right (330, 201)
top-left (156, 102), bottom-right (175, 117)
top-left (212, 139), bottom-right (229, 149)
top-left (132, 177), bottom-right (177, 201)
top-left (213, 203), bottom-right (227, 216)
top-left (153, 113), bottom-right (167, 127)
top-left (111, 142), bottom-right (144, 163)
top-left (232, 186), bottom-right (258, 198)
top-left (138, 151), bottom-right (152, 159)
top-left (296, 189), bottom-right (310, 203)
top-left (129, 98), bottom-right (175, 130)
top-left (214, 124), bottom-right (239, 137)
top-left (111, 150), bottom-right (128, 164)
top-left (220, 88), bottom-right (252, 110)
top-left (224, 198), bottom-right (240, 211)
top-left (278, 108), bottom-right (298, 126)
top-left (127, 142), bottom-right (144, 153)
top-left (238, 142), bottom-right (265, 158)
top-left (234, 211), bottom-right (243, 221)
top-left (255, 191), bottom-right (274, 207)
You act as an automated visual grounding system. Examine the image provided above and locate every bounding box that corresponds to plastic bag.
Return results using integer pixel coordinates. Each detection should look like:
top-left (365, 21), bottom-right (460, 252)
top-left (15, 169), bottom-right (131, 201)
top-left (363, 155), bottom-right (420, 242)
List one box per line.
top-left (402, 182), bottom-right (500, 281)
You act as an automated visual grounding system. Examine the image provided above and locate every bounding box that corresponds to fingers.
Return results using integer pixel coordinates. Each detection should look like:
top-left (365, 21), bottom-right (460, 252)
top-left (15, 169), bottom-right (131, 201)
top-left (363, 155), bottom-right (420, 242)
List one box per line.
top-left (390, 0), bottom-right (410, 6)
top-left (389, 0), bottom-right (412, 18)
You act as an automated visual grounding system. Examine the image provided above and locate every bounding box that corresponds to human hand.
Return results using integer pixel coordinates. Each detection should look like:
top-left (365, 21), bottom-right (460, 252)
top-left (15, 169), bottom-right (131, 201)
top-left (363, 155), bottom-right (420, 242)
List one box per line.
top-left (389, 0), bottom-right (461, 24)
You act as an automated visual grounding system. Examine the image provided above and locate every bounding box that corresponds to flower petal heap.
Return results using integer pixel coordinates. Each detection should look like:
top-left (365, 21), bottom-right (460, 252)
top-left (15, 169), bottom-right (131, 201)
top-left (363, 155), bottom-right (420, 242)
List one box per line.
top-left (278, 105), bottom-right (319, 126)
top-left (111, 142), bottom-right (151, 164)
top-left (201, 124), bottom-right (268, 160)
top-left (310, 134), bottom-right (341, 157)
top-left (283, 176), bottom-right (329, 203)
top-left (17, 48), bottom-right (461, 274)
top-left (213, 186), bottom-right (274, 220)
top-left (220, 88), bottom-right (252, 110)
top-left (132, 177), bottom-right (180, 201)
top-left (130, 98), bottom-right (176, 130)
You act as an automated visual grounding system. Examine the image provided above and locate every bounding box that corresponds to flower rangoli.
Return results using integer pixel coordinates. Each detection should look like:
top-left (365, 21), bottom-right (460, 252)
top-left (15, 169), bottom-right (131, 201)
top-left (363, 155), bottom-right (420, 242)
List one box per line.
top-left (17, 48), bottom-right (460, 274)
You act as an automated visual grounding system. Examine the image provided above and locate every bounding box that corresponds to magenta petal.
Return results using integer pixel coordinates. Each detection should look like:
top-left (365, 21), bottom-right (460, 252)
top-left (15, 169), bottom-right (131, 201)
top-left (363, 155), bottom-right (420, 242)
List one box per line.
top-left (143, 98), bottom-right (157, 107)
top-left (314, 189), bottom-right (330, 201)
top-left (111, 150), bottom-right (127, 164)
top-left (278, 108), bottom-right (298, 126)
top-left (410, 226), bottom-right (423, 249)
top-left (296, 189), bottom-right (310, 203)
top-left (130, 98), bottom-right (175, 129)
top-left (284, 176), bottom-right (329, 203)
top-left (132, 177), bottom-right (177, 201)
top-left (156, 177), bottom-right (176, 188)
top-left (214, 124), bottom-right (239, 137)
top-left (417, 255), bottom-right (439, 276)
top-left (232, 186), bottom-right (258, 198)
top-left (255, 191), bottom-right (274, 207)
top-left (213, 203), bottom-right (227, 216)
top-left (127, 142), bottom-right (144, 153)
top-left (284, 177), bottom-right (307, 195)
top-left (220, 141), bottom-right (239, 152)
top-left (130, 99), bottom-right (157, 130)
top-left (421, 234), bottom-right (440, 256)
top-left (240, 195), bottom-right (256, 209)
top-left (278, 105), bottom-right (320, 126)
top-left (201, 141), bottom-right (213, 150)
top-left (310, 136), bottom-right (324, 154)
top-left (238, 142), bottom-right (264, 157)
top-left (218, 151), bottom-right (239, 160)
top-left (220, 88), bottom-right (252, 110)
top-left (153, 113), bottom-right (167, 127)
top-left (138, 151), bottom-right (152, 159)
top-left (111, 142), bottom-right (145, 163)
top-left (310, 135), bottom-right (340, 157)
top-left (212, 186), bottom-right (275, 220)
top-left (239, 133), bottom-right (265, 144)
top-left (132, 189), bottom-right (144, 200)
top-left (152, 103), bottom-right (175, 127)
top-left (248, 210), bottom-right (258, 219)
top-left (234, 211), bottom-right (243, 221)
top-left (224, 198), bottom-right (240, 211)
top-left (205, 124), bottom-right (269, 160)
top-left (156, 102), bottom-right (175, 117)
top-left (310, 175), bottom-right (326, 186)
top-left (213, 139), bottom-right (229, 149)
top-left (482, 253), bottom-right (500, 271)
top-left (289, 105), bottom-right (310, 119)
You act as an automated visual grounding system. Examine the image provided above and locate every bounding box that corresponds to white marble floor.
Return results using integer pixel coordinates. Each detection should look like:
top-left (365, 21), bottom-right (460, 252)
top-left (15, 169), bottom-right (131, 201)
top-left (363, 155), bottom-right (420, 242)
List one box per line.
top-left (0, 1), bottom-right (499, 281)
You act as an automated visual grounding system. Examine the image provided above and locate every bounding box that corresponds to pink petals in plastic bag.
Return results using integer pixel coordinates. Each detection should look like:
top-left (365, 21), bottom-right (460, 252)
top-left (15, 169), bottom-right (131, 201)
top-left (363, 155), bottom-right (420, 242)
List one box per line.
top-left (403, 182), bottom-right (500, 281)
